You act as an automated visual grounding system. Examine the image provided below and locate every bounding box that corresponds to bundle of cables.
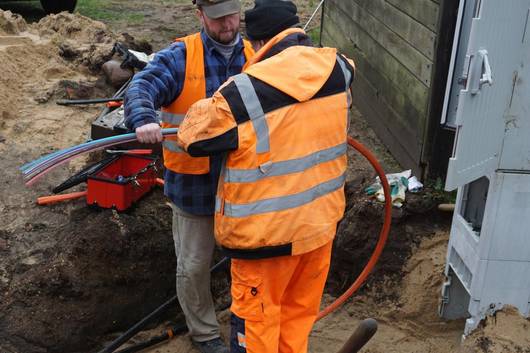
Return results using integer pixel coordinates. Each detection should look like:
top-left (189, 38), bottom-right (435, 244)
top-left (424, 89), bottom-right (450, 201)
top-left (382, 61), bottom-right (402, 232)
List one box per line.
top-left (19, 129), bottom-right (178, 186)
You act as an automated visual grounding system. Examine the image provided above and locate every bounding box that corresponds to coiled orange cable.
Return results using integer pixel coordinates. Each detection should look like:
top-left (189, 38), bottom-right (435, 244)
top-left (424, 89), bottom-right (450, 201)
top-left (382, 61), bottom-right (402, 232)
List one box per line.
top-left (317, 136), bottom-right (392, 321)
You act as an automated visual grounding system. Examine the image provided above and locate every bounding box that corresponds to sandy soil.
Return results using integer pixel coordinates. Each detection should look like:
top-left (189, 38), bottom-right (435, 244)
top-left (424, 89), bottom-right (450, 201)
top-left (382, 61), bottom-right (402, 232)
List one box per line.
top-left (0, 2), bottom-right (529, 353)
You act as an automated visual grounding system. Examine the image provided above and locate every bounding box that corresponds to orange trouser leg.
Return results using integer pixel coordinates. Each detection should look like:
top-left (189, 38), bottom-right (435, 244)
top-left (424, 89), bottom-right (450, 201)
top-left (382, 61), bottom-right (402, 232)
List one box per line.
top-left (278, 241), bottom-right (332, 353)
top-left (229, 241), bottom-right (333, 353)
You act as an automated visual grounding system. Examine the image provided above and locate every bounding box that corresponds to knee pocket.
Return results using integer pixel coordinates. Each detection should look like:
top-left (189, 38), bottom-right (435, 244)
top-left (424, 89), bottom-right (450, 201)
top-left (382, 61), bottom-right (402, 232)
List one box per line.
top-left (231, 260), bottom-right (264, 322)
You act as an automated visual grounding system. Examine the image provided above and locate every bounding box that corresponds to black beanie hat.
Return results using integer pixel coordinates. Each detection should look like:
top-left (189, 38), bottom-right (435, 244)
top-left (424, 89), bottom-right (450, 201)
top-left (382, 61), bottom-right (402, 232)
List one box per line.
top-left (245, 0), bottom-right (299, 40)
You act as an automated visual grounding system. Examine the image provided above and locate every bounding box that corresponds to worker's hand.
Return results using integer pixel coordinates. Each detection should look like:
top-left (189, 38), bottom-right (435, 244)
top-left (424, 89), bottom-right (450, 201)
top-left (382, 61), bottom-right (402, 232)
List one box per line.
top-left (135, 123), bottom-right (163, 144)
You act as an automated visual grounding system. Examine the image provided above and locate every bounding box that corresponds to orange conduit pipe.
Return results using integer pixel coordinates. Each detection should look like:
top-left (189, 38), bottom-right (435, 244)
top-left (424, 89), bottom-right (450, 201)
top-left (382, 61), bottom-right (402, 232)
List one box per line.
top-left (317, 136), bottom-right (392, 321)
top-left (37, 191), bottom-right (88, 205)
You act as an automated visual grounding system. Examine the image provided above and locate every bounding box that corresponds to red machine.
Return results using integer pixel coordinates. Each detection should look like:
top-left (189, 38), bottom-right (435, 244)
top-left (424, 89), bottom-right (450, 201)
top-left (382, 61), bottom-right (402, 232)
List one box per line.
top-left (86, 154), bottom-right (158, 211)
top-left (38, 153), bottom-right (160, 211)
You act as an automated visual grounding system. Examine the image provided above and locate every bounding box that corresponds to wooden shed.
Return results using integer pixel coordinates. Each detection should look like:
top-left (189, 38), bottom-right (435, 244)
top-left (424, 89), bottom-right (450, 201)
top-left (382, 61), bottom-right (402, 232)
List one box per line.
top-left (320, 0), bottom-right (459, 178)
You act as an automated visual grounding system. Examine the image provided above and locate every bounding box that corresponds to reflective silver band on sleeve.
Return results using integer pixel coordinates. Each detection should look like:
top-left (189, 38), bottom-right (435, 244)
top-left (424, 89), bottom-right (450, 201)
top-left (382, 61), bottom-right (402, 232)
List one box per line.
top-left (233, 74), bottom-right (271, 154)
top-left (337, 55), bottom-right (353, 89)
top-left (162, 140), bottom-right (185, 153)
top-left (160, 111), bottom-right (185, 125)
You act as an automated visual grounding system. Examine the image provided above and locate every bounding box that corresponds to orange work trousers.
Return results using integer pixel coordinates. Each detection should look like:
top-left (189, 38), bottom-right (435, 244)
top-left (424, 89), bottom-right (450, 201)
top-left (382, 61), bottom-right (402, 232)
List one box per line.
top-left (229, 240), bottom-right (333, 353)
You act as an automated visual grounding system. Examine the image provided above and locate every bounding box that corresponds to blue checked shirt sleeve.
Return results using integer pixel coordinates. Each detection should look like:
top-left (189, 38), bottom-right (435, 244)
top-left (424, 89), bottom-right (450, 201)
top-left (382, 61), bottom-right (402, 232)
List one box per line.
top-left (124, 42), bottom-right (186, 131)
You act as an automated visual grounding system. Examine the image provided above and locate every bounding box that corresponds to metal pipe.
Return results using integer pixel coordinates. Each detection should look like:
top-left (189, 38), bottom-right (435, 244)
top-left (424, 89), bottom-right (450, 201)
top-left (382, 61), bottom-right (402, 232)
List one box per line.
top-left (303, 0), bottom-right (325, 31)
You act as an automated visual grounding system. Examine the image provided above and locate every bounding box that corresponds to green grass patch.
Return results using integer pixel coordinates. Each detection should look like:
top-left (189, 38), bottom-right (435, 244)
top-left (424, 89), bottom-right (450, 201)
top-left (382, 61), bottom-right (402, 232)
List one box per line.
top-left (307, 27), bottom-right (321, 46)
top-left (76, 0), bottom-right (144, 24)
top-left (423, 177), bottom-right (457, 204)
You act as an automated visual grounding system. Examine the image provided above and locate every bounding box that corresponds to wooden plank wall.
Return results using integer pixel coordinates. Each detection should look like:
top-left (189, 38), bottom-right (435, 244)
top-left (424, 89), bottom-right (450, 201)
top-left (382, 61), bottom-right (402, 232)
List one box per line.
top-left (321, 0), bottom-right (440, 173)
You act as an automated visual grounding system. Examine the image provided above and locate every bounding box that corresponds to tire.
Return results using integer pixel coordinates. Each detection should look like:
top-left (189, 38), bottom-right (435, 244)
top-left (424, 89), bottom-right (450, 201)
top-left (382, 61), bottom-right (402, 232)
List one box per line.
top-left (40, 0), bottom-right (78, 14)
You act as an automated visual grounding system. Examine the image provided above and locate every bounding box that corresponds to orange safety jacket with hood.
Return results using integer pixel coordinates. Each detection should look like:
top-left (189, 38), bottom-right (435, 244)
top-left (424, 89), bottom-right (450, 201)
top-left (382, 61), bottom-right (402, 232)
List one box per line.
top-left (178, 28), bottom-right (355, 258)
top-left (161, 32), bottom-right (254, 174)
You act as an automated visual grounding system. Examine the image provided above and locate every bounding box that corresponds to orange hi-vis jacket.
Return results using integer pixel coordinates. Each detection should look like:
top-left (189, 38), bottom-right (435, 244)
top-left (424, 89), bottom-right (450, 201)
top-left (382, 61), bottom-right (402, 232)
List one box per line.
top-left (178, 28), bottom-right (355, 258)
top-left (160, 33), bottom-right (254, 174)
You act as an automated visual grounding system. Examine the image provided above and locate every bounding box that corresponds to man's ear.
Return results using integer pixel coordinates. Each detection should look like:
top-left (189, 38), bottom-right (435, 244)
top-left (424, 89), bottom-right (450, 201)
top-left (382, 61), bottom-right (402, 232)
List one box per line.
top-left (196, 8), bottom-right (204, 24)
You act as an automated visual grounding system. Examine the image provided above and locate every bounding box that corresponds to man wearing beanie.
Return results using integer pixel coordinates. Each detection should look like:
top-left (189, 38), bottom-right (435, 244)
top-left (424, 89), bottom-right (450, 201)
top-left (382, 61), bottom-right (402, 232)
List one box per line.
top-left (124, 1), bottom-right (254, 353)
top-left (178, 0), bottom-right (355, 352)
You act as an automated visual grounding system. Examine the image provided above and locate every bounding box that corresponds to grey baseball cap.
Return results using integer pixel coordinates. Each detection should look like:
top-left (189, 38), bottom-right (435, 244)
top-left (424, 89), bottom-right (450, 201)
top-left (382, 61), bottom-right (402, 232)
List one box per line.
top-left (195, 0), bottom-right (241, 19)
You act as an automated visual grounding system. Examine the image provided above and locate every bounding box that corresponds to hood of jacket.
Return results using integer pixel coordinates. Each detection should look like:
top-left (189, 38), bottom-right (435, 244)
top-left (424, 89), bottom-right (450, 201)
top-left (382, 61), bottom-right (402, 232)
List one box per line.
top-left (244, 28), bottom-right (338, 103)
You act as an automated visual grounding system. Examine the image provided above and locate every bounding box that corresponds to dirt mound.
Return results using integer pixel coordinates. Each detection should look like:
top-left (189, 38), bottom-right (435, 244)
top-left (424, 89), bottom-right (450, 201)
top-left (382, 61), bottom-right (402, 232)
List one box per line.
top-left (0, 10), bottom-right (27, 35)
top-left (328, 179), bottom-right (450, 300)
top-left (33, 12), bottom-right (113, 43)
top-left (32, 12), bottom-right (117, 72)
top-left (310, 230), bottom-right (463, 353)
top-left (461, 307), bottom-right (530, 353)
top-left (0, 35), bottom-right (100, 151)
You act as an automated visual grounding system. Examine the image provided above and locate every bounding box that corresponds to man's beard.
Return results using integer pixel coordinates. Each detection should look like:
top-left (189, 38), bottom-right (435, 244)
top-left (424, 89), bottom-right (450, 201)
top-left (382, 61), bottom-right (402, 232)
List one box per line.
top-left (206, 27), bottom-right (237, 44)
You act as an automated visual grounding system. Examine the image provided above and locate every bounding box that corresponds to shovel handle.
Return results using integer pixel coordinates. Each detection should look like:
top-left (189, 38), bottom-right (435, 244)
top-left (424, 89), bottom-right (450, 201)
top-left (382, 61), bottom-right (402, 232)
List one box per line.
top-left (337, 318), bottom-right (378, 353)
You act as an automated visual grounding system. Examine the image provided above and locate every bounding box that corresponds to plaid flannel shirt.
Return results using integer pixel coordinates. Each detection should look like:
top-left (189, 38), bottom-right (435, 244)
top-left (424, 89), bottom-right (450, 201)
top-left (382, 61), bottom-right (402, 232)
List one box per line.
top-left (124, 30), bottom-right (248, 215)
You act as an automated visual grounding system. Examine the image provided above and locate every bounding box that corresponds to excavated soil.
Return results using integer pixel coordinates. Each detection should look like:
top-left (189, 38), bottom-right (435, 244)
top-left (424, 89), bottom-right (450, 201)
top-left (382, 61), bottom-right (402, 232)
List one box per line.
top-left (0, 10), bottom-right (179, 353)
top-left (0, 2), bottom-right (529, 353)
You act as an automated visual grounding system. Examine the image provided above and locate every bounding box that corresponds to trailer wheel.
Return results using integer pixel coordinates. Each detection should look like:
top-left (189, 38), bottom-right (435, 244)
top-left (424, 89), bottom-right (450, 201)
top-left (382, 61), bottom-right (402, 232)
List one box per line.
top-left (40, 0), bottom-right (77, 14)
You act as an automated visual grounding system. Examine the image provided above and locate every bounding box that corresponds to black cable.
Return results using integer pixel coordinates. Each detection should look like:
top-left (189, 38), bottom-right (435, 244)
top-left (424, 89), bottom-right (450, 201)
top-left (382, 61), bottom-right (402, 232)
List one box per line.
top-left (52, 155), bottom-right (118, 193)
top-left (96, 257), bottom-right (229, 353)
top-left (114, 322), bottom-right (187, 353)
top-left (56, 97), bottom-right (124, 105)
top-left (113, 292), bottom-right (231, 353)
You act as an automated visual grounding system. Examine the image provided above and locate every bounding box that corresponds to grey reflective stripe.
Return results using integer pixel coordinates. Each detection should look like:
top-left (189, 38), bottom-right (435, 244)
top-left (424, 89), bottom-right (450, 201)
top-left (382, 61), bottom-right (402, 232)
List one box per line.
top-left (163, 140), bottom-right (185, 153)
top-left (160, 111), bottom-right (185, 125)
top-left (225, 143), bottom-right (347, 183)
top-left (337, 55), bottom-right (352, 90)
top-left (233, 74), bottom-right (271, 154)
top-left (215, 196), bottom-right (222, 213)
top-left (216, 154), bottom-right (229, 213)
top-left (223, 173), bottom-right (346, 218)
top-left (337, 55), bottom-right (353, 107)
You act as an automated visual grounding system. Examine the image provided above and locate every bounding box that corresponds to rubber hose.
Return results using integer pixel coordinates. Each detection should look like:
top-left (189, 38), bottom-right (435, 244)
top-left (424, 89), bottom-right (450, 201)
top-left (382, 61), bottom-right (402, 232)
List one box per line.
top-left (317, 136), bottom-right (392, 321)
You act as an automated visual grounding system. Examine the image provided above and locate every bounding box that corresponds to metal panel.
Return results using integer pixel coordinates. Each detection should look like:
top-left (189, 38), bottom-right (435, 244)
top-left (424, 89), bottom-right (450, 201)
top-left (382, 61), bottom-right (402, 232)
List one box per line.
top-left (474, 260), bottom-right (530, 317)
top-left (441, 0), bottom-right (475, 127)
top-left (448, 214), bottom-right (480, 282)
top-left (484, 173), bottom-right (530, 261)
top-left (445, 0), bottom-right (530, 190)
top-left (440, 268), bottom-right (471, 320)
top-left (498, 16), bottom-right (530, 171)
top-left (441, 171), bottom-right (530, 329)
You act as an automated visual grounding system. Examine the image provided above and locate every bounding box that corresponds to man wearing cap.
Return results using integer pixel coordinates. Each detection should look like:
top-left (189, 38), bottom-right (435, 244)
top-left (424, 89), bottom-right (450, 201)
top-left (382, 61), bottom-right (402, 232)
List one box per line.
top-left (124, 1), bottom-right (253, 352)
top-left (178, 1), bottom-right (355, 352)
